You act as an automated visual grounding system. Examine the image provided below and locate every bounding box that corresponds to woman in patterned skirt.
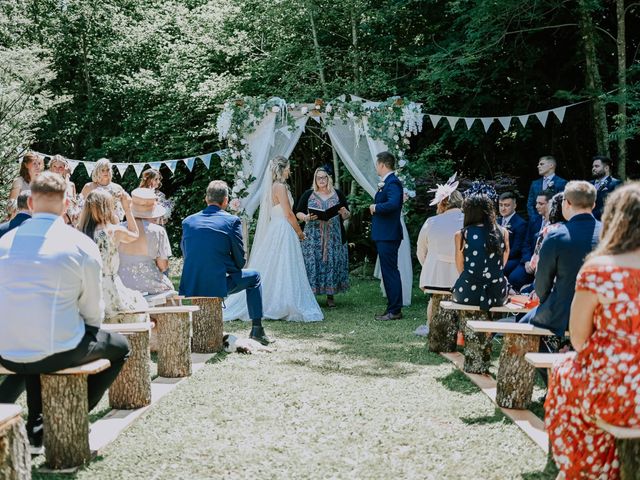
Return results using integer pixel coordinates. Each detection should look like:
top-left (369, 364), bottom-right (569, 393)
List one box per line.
top-left (545, 182), bottom-right (640, 479)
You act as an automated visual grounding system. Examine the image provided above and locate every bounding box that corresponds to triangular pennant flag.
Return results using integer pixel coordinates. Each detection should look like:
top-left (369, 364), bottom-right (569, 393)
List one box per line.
top-left (84, 161), bottom-right (96, 177)
top-left (429, 115), bottom-right (442, 128)
top-left (464, 118), bottom-right (476, 129)
top-left (164, 160), bottom-right (179, 174)
top-left (115, 163), bottom-right (129, 176)
top-left (535, 110), bottom-right (550, 127)
top-left (517, 115), bottom-right (529, 128)
top-left (132, 163), bottom-right (145, 177)
top-left (149, 161), bottom-right (162, 170)
top-left (184, 157), bottom-right (196, 171)
top-left (498, 116), bottom-right (512, 131)
top-left (68, 160), bottom-right (79, 174)
top-left (199, 153), bottom-right (213, 169)
top-left (552, 106), bottom-right (566, 123)
top-left (445, 116), bottom-right (459, 130)
top-left (480, 118), bottom-right (494, 132)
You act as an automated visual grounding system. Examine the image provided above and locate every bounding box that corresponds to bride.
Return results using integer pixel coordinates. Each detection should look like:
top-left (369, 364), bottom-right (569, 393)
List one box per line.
top-left (223, 156), bottom-right (324, 322)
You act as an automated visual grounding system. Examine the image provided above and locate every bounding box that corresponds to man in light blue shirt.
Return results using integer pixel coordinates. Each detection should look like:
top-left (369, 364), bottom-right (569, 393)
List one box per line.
top-left (0, 172), bottom-right (130, 448)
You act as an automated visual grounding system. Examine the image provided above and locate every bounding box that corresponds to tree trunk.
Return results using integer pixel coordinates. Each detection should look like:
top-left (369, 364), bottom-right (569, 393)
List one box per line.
top-left (109, 330), bottom-right (151, 409)
top-left (616, 0), bottom-right (627, 179)
top-left (617, 438), bottom-right (640, 480)
top-left (0, 415), bottom-right (31, 480)
top-left (427, 295), bottom-right (458, 353)
top-left (190, 297), bottom-right (223, 354)
top-left (306, 0), bottom-right (328, 95)
top-left (41, 374), bottom-right (91, 469)
top-left (154, 311), bottom-right (192, 378)
top-left (459, 310), bottom-right (493, 374)
top-left (495, 334), bottom-right (540, 409)
top-left (577, 0), bottom-right (610, 156)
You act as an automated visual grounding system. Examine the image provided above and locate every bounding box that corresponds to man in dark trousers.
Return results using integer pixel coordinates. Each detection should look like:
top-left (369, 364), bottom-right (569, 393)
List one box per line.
top-left (369, 151), bottom-right (404, 320)
top-left (0, 190), bottom-right (31, 238)
top-left (591, 155), bottom-right (622, 220)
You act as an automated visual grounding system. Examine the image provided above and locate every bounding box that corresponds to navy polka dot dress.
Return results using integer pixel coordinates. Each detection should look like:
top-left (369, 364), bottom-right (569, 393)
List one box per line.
top-left (452, 225), bottom-right (508, 311)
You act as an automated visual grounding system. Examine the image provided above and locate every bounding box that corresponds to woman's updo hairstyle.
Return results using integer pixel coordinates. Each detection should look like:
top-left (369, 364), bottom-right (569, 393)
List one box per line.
top-left (270, 155), bottom-right (290, 183)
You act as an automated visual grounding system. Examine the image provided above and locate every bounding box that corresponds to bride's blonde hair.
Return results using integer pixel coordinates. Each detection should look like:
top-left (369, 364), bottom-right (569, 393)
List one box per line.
top-left (270, 156), bottom-right (290, 184)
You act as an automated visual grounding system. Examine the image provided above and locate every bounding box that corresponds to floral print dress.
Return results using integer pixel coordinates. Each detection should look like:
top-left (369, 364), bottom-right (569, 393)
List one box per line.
top-left (545, 265), bottom-right (640, 479)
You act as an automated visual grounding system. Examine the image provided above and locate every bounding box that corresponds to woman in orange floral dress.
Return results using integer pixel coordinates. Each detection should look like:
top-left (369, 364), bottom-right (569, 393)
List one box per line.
top-left (545, 182), bottom-right (640, 479)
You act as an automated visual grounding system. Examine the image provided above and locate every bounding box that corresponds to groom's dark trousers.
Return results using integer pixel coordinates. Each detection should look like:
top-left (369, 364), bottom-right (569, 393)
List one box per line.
top-left (376, 240), bottom-right (403, 314)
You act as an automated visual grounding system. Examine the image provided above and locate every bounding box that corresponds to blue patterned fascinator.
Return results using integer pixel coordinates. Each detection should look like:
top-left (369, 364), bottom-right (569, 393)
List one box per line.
top-left (463, 181), bottom-right (498, 202)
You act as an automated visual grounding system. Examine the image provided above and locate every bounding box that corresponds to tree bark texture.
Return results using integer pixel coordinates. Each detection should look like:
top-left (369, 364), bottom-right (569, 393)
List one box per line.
top-left (427, 295), bottom-right (458, 353)
top-left (41, 374), bottom-right (90, 469)
top-left (109, 330), bottom-right (151, 409)
top-left (190, 297), bottom-right (223, 354)
top-left (154, 311), bottom-right (192, 378)
top-left (0, 415), bottom-right (31, 480)
top-left (616, 0), bottom-right (627, 179)
top-left (495, 334), bottom-right (540, 409)
top-left (459, 310), bottom-right (492, 374)
top-left (617, 438), bottom-right (640, 480)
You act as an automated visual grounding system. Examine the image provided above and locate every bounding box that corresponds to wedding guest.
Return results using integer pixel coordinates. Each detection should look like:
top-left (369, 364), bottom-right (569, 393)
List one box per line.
top-left (295, 167), bottom-right (350, 308)
top-left (139, 168), bottom-right (172, 224)
top-left (80, 158), bottom-right (126, 220)
top-left (49, 154), bottom-right (81, 224)
top-left (452, 191), bottom-right (509, 310)
top-left (590, 155), bottom-right (622, 220)
top-left (78, 189), bottom-right (147, 322)
top-left (497, 192), bottom-right (527, 276)
top-left (0, 190), bottom-right (31, 239)
top-left (526, 155), bottom-right (567, 221)
top-left (545, 182), bottom-right (640, 479)
top-left (0, 172), bottom-right (130, 448)
top-left (8, 152), bottom-right (43, 201)
top-left (529, 192), bottom-right (566, 272)
top-left (3, 199), bottom-right (17, 222)
top-left (118, 188), bottom-right (175, 296)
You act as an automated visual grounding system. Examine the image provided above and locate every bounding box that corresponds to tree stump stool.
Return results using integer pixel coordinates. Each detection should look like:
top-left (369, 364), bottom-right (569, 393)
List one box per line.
top-left (458, 310), bottom-right (493, 374)
top-left (0, 405), bottom-right (30, 480)
top-left (188, 297), bottom-right (223, 353)
top-left (426, 291), bottom-right (457, 353)
top-left (150, 306), bottom-right (199, 378)
top-left (595, 420), bottom-right (640, 480)
top-left (496, 333), bottom-right (542, 409)
top-left (103, 322), bottom-right (153, 409)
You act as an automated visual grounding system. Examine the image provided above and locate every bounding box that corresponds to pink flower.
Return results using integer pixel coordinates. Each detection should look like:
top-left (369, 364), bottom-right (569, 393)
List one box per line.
top-left (229, 198), bottom-right (242, 211)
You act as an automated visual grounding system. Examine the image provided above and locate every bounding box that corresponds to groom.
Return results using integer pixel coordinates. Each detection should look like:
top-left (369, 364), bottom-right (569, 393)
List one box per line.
top-left (369, 151), bottom-right (404, 320)
top-left (179, 180), bottom-right (272, 345)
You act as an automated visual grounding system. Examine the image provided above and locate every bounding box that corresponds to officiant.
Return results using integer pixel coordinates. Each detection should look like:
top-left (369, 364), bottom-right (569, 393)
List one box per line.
top-left (295, 166), bottom-right (350, 308)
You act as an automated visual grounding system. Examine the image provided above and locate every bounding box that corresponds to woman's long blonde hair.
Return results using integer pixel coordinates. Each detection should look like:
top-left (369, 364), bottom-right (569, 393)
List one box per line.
top-left (590, 182), bottom-right (640, 258)
top-left (78, 190), bottom-right (118, 239)
top-left (140, 168), bottom-right (162, 188)
top-left (91, 158), bottom-right (113, 183)
top-left (311, 167), bottom-right (335, 193)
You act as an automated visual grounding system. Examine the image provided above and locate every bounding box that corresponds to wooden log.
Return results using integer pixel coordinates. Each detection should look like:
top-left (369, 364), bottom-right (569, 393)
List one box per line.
top-left (427, 294), bottom-right (458, 353)
top-left (40, 374), bottom-right (90, 469)
top-left (189, 297), bottom-right (223, 354)
top-left (495, 333), bottom-right (541, 409)
top-left (0, 407), bottom-right (31, 480)
top-left (154, 311), bottom-right (192, 378)
top-left (617, 438), bottom-right (640, 479)
top-left (108, 330), bottom-right (151, 409)
top-left (459, 310), bottom-right (492, 374)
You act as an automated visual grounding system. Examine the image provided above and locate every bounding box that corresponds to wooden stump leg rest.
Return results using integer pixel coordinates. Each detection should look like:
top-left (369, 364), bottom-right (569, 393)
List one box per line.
top-left (190, 297), bottom-right (223, 354)
top-left (495, 333), bottom-right (540, 409)
top-left (154, 312), bottom-right (193, 378)
top-left (109, 330), bottom-right (151, 409)
top-left (427, 295), bottom-right (458, 353)
top-left (617, 438), bottom-right (640, 479)
top-left (0, 406), bottom-right (31, 480)
top-left (460, 311), bottom-right (492, 374)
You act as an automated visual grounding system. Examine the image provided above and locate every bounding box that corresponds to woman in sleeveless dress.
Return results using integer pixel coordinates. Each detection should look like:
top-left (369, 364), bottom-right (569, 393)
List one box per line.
top-left (80, 158), bottom-right (126, 221)
top-left (223, 156), bottom-right (323, 322)
top-left (9, 151), bottom-right (43, 200)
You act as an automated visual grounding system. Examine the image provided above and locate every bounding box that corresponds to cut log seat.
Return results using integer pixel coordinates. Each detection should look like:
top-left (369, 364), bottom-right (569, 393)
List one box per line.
top-left (423, 290), bottom-right (457, 353)
top-left (148, 306), bottom-right (200, 378)
top-left (185, 297), bottom-right (223, 354)
top-left (0, 404), bottom-right (30, 480)
top-left (524, 352), bottom-right (576, 370)
top-left (598, 420), bottom-right (640, 478)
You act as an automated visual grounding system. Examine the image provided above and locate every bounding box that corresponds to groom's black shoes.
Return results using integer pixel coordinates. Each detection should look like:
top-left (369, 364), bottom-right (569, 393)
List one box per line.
top-left (375, 312), bottom-right (403, 321)
top-left (249, 326), bottom-right (274, 346)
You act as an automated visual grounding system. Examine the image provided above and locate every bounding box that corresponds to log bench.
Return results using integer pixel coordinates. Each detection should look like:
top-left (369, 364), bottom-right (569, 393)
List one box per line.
top-left (441, 301), bottom-right (532, 374)
top-left (0, 360), bottom-right (111, 470)
top-left (0, 404), bottom-right (30, 480)
top-left (184, 297), bottom-right (224, 354)
top-left (524, 352), bottom-right (575, 371)
top-left (423, 289), bottom-right (457, 353)
top-left (596, 420), bottom-right (640, 479)
top-left (466, 321), bottom-right (553, 409)
top-left (147, 306), bottom-right (199, 378)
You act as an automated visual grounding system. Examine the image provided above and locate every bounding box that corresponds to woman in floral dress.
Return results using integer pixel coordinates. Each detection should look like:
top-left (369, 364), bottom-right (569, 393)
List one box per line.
top-left (545, 182), bottom-right (640, 479)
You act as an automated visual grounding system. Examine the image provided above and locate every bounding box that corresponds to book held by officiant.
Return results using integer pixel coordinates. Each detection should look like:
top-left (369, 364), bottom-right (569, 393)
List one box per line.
top-left (308, 204), bottom-right (341, 221)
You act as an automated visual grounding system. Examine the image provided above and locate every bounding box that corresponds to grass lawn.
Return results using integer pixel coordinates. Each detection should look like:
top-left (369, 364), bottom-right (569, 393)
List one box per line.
top-left (29, 276), bottom-right (556, 479)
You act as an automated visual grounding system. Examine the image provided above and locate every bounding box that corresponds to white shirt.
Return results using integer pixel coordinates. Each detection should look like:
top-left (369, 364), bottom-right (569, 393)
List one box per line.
top-left (0, 213), bottom-right (104, 363)
top-left (542, 174), bottom-right (555, 190)
top-left (381, 171), bottom-right (395, 182)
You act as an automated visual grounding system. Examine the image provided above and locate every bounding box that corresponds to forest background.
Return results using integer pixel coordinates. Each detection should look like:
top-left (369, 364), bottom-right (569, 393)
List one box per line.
top-left (1, 0), bottom-right (639, 262)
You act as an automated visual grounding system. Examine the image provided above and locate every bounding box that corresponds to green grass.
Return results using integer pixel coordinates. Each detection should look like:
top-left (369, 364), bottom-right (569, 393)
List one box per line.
top-left (25, 277), bottom-right (554, 479)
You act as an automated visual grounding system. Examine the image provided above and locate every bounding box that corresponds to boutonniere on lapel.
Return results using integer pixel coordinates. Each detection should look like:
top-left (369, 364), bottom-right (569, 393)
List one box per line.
top-left (504, 223), bottom-right (511, 231)
top-left (377, 181), bottom-right (385, 192)
top-left (547, 180), bottom-right (555, 190)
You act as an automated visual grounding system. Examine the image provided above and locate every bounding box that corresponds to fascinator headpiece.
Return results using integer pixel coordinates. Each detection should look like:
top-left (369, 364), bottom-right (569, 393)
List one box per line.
top-left (428, 173), bottom-right (459, 206)
top-left (463, 181), bottom-right (498, 202)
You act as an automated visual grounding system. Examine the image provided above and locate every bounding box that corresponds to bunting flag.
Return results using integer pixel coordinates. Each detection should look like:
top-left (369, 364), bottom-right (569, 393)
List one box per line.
top-left (199, 153), bottom-right (213, 169)
top-left (84, 161), bottom-right (97, 177)
top-left (552, 106), bottom-right (566, 123)
top-left (165, 160), bottom-right (179, 174)
top-left (184, 157), bottom-right (196, 171)
top-left (429, 114), bottom-right (442, 128)
top-left (115, 163), bottom-right (129, 176)
top-left (480, 118), bottom-right (494, 132)
top-left (445, 116), bottom-right (459, 130)
top-left (517, 115), bottom-right (529, 128)
top-left (132, 163), bottom-right (145, 177)
top-left (498, 117), bottom-right (511, 131)
top-left (464, 118), bottom-right (476, 129)
top-left (535, 110), bottom-right (550, 127)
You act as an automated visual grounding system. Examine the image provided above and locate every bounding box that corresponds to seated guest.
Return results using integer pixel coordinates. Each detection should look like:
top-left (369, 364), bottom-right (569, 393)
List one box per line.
top-left (78, 189), bottom-right (147, 322)
top-left (497, 192), bottom-right (527, 277)
top-left (452, 190), bottom-right (510, 310)
top-left (118, 188), bottom-right (175, 296)
top-left (529, 192), bottom-right (566, 272)
top-left (591, 155), bottom-right (622, 220)
top-left (508, 189), bottom-right (553, 290)
top-left (545, 182), bottom-right (640, 479)
top-left (49, 154), bottom-right (81, 224)
top-left (80, 158), bottom-right (126, 220)
top-left (526, 155), bottom-right (567, 221)
top-left (9, 151), bottom-right (43, 201)
top-left (139, 168), bottom-right (172, 225)
top-left (0, 172), bottom-right (130, 448)
top-left (0, 190), bottom-right (31, 239)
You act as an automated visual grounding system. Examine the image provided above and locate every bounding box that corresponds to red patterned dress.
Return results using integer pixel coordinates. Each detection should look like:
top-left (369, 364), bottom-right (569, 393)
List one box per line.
top-left (545, 265), bottom-right (640, 479)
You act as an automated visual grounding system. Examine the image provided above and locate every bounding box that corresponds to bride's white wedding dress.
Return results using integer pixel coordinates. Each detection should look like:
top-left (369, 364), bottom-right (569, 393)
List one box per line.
top-left (223, 195), bottom-right (324, 322)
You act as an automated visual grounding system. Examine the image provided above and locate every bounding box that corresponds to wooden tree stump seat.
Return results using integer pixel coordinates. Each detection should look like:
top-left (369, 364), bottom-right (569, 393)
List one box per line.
top-left (423, 290), bottom-right (457, 353)
top-left (596, 419), bottom-right (640, 479)
top-left (186, 297), bottom-right (223, 354)
top-left (0, 404), bottom-right (30, 480)
top-left (524, 352), bottom-right (576, 370)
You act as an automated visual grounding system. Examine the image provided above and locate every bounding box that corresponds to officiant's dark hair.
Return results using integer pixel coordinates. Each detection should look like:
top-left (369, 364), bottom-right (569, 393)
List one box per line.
top-left (206, 180), bottom-right (229, 205)
top-left (376, 151), bottom-right (396, 170)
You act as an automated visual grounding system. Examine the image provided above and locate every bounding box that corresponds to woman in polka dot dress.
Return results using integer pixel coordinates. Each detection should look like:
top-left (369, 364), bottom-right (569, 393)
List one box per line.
top-left (545, 182), bottom-right (640, 479)
top-left (452, 194), bottom-right (510, 311)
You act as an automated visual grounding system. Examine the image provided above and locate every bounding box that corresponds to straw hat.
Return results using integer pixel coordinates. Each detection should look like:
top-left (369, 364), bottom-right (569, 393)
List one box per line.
top-left (130, 188), bottom-right (167, 219)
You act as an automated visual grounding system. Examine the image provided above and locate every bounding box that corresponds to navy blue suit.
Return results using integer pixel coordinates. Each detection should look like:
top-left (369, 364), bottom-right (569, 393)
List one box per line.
top-left (499, 213), bottom-right (527, 276)
top-left (372, 173), bottom-right (403, 314)
top-left (179, 205), bottom-right (263, 323)
top-left (521, 213), bottom-right (601, 336)
top-left (591, 176), bottom-right (622, 220)
top-left (0, 213), bottom-right (30, 239)
top-left (507, 216), bottom-right (542, 290)
top-left (526, 175), bottom-right (568, 220)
